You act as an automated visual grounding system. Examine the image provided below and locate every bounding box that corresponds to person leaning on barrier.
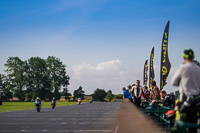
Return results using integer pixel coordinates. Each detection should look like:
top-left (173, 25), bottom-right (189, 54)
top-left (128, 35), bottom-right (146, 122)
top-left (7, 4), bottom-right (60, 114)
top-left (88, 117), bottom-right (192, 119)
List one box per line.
top-left (152, 90), bottom-right (175, 108)
top-left (132, 80), bottom-right (144, 108)
top-left (171, 49), bottom-right (200, 133)
top-left (122, 87), bottom-right (132, 102)
top-left (150, 80), bottom-right (160, 101)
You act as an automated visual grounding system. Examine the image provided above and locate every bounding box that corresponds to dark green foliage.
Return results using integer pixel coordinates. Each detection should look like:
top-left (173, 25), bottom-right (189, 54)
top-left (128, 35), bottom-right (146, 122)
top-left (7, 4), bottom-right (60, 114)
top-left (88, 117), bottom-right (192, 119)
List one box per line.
top-left (0, 74), bottom-right (13, 100)
top-left (4, 57), bottom-right (27, 101)
top-left (92, 88), bottom-right (107, 101)
top-left (106, 90), bottom-right (114, 102)
top-left (73, 86), bottom-right (85, 100)
top-left (46, 56), bottom-right (70, 100)
top-left (63, 87), bottom-right (72, 100)
top-left (3, 56), bottom-right (70, 101)
top-left (114, 94), bottom-right (123, 99)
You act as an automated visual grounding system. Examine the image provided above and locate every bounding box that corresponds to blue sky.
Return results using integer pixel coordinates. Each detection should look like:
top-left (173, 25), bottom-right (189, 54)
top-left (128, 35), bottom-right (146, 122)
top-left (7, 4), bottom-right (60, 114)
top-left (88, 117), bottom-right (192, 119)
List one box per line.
top-left (0, 0), bottom-right (200, 94)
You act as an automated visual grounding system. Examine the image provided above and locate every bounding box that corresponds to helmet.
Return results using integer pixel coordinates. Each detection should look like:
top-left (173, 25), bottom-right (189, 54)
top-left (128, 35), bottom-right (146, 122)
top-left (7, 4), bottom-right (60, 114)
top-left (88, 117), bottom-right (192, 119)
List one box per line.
top-left (36, 97), bottom-right (39, 100)
top-left (183, 49), bottom-right (194, 59)
top-left (165, 110), bottom-right (175, 120)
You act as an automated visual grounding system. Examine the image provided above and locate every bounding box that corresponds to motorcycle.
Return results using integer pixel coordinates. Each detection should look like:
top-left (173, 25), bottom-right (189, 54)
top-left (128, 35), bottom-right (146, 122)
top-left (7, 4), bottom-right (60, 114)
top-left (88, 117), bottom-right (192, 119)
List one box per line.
top-left (35, 101), bottom-right (41, 112)
top-left (51, 100), bottom-right (56, 109)
top-left (78, 99), bottom-right (82, 105)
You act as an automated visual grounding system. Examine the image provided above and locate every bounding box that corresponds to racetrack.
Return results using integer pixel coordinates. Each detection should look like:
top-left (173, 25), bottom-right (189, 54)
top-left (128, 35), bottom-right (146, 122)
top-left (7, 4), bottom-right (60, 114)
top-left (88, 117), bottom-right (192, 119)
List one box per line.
top-left (0, 102), bottom-right (120, 133)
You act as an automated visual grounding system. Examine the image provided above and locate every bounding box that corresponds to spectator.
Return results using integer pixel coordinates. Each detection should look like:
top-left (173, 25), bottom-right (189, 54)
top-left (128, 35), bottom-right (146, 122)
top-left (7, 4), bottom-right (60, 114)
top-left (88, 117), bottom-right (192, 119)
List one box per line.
top-left (143, 85), bottom-right (150, 101)
top-left (127, 85), bottom-right (132, 94)
top-left (132, 80), bottom-right (144, 108)
top-left (150, 80), bottom-right (160, 101)
top-left (122, 87), bottom-right (132, 102)
top-left (152, 90), bottom-right (175, 108)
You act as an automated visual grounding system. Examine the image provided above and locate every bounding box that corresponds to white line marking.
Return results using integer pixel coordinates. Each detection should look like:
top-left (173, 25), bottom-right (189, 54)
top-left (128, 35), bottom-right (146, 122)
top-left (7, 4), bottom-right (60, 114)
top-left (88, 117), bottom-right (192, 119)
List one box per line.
top-left (0, 129), bottom-right (116, 132)
top-left (73, 130), bottom-right (114, 132)
top-left (115, 124), bottom-right (119, 133)
top-left (0, 123), bottom-right (116, 125)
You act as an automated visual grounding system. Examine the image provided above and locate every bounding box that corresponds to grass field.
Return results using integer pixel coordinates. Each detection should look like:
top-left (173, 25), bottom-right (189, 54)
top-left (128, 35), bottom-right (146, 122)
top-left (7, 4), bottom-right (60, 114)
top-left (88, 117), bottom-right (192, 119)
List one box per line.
top-left (0, 101), bottom-right (77, 112)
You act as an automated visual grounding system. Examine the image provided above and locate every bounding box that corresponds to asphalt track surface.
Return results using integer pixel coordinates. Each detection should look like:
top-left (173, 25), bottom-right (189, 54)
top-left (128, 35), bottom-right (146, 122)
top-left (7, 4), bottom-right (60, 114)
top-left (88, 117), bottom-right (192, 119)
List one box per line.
top-left (0, 102), bottom-right (120, 133)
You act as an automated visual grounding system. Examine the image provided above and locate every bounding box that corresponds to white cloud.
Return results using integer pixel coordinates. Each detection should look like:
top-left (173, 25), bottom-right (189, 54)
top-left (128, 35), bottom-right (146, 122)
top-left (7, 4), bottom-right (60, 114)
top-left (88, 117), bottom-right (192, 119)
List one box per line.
top-left (68, 59), bottom-right (141, 95)
top-left (67, 59), bottom-right (180, 95)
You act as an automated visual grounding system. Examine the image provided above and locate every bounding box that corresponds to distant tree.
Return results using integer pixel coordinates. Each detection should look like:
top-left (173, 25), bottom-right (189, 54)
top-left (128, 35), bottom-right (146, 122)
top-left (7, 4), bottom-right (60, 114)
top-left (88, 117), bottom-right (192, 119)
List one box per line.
top-left (63, 87), bottom-right (72, 100)
top-left (5, 57), bottom-right (27, 101)
top-left (26, 57), bottom-right (49, 100)
top-left (3, 56), bottom-right (70, 101)
top-left (114, 94), bottom-right (123, 99)
top-left (0, 74), bottom-right (5, 95)
top-left (0, 74), bottom-right (5, 100)
top-left (1, 75), bottom-right (13, 100)
top-left (106, 90), bottom-right (114, 102)
top-left (46, 56), bottom-right (70, 100)
top-left (73, 86), bottom-right (85, 100)
top-left (92, 88), bottom-right (107, 101)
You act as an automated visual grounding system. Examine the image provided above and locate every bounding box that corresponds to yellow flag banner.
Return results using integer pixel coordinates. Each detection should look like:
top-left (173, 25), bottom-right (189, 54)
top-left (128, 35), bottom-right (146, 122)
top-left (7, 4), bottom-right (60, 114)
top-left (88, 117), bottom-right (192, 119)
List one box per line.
top-left (143, 60), bottom-right (148, 86)
top-left (160, 21), bottom-right (171, 90)
top-left (149, 47), bottom-right (155, 89)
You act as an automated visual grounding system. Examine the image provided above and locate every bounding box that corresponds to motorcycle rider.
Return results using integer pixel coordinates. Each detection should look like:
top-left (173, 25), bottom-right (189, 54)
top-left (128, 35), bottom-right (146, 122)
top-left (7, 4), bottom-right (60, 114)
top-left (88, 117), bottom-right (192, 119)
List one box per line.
top-left (78, 98), bottom-right (82, 104)
top-left (51, 97), bottom-right (56, 106)
top-left (35, 97), bottom-right (41, 104)
top-left (35, 97), bottom-right (42, 109)
top-left (171, 49), bottom-right (200, 133)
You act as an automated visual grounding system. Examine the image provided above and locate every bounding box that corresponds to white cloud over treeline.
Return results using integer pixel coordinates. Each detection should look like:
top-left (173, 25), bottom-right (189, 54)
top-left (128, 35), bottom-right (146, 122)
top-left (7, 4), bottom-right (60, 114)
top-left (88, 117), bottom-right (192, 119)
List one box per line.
top-left (68, 59), bottom-right (143, 94)
top-left (68, 59), bottom-right (179, 95)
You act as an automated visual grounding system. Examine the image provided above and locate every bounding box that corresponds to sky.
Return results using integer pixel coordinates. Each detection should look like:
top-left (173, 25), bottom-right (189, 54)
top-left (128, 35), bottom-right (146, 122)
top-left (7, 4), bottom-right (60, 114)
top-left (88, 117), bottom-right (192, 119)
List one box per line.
top-left (0, 0), bottom-right (200, 94)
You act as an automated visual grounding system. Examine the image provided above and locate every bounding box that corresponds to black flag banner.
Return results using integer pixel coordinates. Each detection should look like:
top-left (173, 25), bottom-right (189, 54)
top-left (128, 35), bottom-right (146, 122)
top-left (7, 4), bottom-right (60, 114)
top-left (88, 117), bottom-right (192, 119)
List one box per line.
top-left (160, 21), bottom-right (171, 90)
top-left (143, 60), bottom-right (148, 86)
top-left (149, 47), bottom-right (155, 89)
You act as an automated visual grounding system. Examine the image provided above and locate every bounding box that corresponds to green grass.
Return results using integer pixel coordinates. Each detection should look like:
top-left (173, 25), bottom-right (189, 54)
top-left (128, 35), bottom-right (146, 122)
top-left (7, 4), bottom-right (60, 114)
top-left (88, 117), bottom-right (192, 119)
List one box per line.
top-left (0, 101), bottom-right (77, 112)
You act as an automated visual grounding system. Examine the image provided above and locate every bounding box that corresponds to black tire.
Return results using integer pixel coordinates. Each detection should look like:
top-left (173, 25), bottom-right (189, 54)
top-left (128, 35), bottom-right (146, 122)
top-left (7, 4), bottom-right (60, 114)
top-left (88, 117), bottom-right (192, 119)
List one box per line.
top-left (37, 106), bottom-right (40, 112)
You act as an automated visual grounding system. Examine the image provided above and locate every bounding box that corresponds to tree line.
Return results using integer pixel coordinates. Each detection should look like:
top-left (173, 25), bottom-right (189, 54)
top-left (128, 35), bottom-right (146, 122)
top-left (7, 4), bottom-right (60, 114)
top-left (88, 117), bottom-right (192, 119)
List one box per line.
top-left (0, 56), bottom-right (123, 102)
top-left (0, 56), bottom-right (70, 101)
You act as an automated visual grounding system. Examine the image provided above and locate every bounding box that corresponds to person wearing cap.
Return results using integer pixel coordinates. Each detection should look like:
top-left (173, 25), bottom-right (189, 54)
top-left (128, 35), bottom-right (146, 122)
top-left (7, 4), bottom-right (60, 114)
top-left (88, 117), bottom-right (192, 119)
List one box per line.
top-left (171, 49), bottom-right (200, 133)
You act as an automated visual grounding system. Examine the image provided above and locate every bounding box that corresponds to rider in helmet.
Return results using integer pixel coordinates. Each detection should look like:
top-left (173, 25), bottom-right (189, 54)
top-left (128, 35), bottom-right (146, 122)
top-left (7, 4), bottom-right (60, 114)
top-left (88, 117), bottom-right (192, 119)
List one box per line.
top-left (35, 97), bottom-right (42, 106)
top-left (52, 97), bottom-right (56, 101)
top-left (36, 97), bottom-right (41, 102)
